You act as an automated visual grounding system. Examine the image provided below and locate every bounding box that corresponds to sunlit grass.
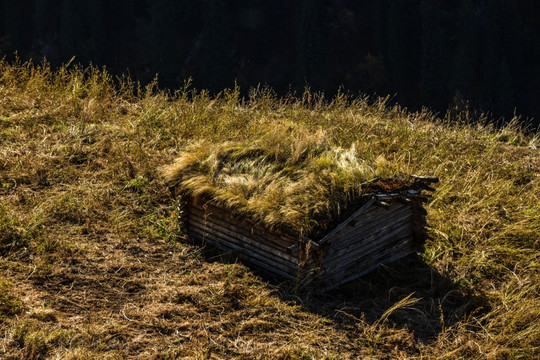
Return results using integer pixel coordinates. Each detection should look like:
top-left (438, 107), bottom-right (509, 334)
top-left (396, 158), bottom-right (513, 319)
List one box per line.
top-left (0, 59), bottom-right (538, 358)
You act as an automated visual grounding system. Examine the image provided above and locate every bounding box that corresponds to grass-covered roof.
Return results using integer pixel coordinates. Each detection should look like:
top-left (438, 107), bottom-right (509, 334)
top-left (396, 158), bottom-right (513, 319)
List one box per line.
top-left (163, 125), bottom-right (415, 236)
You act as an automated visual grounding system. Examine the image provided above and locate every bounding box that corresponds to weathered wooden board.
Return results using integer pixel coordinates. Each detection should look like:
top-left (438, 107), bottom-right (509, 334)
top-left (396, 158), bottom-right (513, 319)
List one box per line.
top-left (189, 230), bottom-right (297, 280)
top-left (188, 218), bottom-right (299, 273)
top-left (322, 205), bottom-right (412, 254)
top-left (323, 242), bottom-right (413, 289)
top-left (189, 205), bottom-right (296, 252)
top-left (322, 222), bottom-right (413, 271)
top-left (185, 199), bottom-right (312, 280)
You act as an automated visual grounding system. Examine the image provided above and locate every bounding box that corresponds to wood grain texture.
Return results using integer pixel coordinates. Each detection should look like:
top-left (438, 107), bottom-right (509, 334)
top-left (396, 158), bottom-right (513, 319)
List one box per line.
top-left (182, 193), bottom-right (429, 291)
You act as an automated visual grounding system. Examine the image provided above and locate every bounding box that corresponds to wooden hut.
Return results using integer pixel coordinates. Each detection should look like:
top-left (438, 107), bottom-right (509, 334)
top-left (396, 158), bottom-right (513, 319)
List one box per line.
top-left (163, 136), bottom-right (438, 290)
top-left (177, 176), bottom-right (438, 291)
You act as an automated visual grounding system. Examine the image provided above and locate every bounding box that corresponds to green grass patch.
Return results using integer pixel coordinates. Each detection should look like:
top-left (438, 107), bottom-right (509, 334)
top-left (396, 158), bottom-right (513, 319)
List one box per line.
top-left (0, 205), bottom-right (29, 256)
top-left (0, 280), bottom-right (23, 318)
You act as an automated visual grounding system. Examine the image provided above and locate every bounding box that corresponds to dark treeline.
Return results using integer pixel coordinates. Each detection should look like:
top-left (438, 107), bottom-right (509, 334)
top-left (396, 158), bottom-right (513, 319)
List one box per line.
top-left (1, 0), bottom-right (539, 124)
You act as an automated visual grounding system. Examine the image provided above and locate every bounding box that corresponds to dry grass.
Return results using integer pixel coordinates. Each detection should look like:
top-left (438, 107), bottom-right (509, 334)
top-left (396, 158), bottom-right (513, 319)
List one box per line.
top-left (0, 60), bottom-right (539, 359)
top-left (162, 128), bottom-right (402, 236)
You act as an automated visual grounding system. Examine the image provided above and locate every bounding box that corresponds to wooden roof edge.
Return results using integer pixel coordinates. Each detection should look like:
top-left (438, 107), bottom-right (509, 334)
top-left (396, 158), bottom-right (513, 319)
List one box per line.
top-left (411, 175), bottom-right (439, 193)
top-left (376, 192), bottom-right (430, 203)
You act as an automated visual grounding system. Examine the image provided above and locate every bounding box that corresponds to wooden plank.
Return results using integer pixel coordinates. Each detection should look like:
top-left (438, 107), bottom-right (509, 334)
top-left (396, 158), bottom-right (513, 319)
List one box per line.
top-left (404, 194), bottom-right (429, 203)
top-left (188, 213), bottom-right (319, 281)
top-left (337, 202), bottom-right (409, 232)
top-left (327, 211), bottom-right (413, 253)
top-left (188, 214), bottom-right (300, 265)
top-left (411, 175), bottom-right (439, 183)
top-left (201, 201), bottom-right (309, 244)
top-left (332, 235), bottom-right (411, 275)
top-left (326, 208), bottom-right (411, 252)
top-left (322, 223), bottom-right (412, 270)
top-left (188, 222), bottom-right (299, 277)
top-left (192, 198), bottom-right (322, 250)
top-left (322, 207), bottom-right (413, 254)
top-left (322, 235), bottom-right (412, 277)
top-left (188, 211), bottom-right (317, 267)
top-left (188, 230), bottom-right (297, 280)
top-left (317, 198), bottom-right (377, 245)
top-left (192, 200), bottom-right (259, 229)
top-left (375, 192), bottom-right (429, 201)
top-left (191, 205), bottom-right (298, 252)
top-left (189, 207), bottom-right (290, 248)
top-left (315, 204), bottom-right (411, 249)
top-left (188, 217), bottom-right (298, 271)
top-left (322, 243), bottom-right (413, 290)
top-left (334, 236), bottom-right (412, 279)
top-left (190, 203), bottom-right (322, 260)
top-left (323, 222), bottom-right (412, 267)
top-left (189, 203), bottom-right (297, 249)
top-left (323, 227), bottom-right (409, 267)
top-left (323, 235), bottom-right (412, 283)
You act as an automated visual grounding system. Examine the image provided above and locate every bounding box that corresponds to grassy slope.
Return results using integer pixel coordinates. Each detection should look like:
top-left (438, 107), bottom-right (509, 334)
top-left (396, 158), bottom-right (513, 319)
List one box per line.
top-left (0, 61), bottom-right (538, 359)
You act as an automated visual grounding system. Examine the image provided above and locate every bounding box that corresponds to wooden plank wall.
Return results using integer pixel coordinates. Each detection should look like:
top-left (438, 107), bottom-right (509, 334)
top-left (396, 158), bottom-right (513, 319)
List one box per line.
top-left (318, 200), bottom-right (415, 289)
top-left (183, 195), bottom-right (427, 291)
top-left (185, 198), bottom-right (303, 281)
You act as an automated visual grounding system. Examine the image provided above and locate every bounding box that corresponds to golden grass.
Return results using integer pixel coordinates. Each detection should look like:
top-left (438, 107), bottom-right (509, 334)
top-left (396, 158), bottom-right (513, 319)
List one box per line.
top-left (162, 127), bottom-right (401, 235)
top-left (0, 59), bottom-right (539, 359)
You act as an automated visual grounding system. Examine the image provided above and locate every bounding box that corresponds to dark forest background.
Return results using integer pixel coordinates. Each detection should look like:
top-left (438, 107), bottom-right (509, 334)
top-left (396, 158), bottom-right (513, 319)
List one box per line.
top-left (1, 0), bottom-right (539, 125)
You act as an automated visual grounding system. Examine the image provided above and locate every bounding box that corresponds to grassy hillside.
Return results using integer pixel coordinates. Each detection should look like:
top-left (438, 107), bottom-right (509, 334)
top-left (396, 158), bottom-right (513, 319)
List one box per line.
top-left (0, 60), bottom-right (538, 359)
